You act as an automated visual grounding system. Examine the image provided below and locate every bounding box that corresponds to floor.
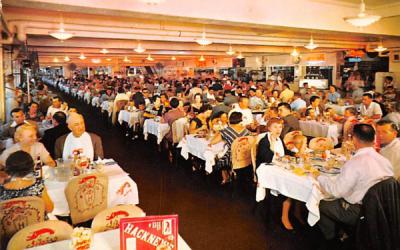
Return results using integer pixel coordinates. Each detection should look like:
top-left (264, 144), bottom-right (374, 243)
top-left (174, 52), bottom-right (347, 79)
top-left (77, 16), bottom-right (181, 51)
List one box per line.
top-left (59, 91), bottom-right (345, 250)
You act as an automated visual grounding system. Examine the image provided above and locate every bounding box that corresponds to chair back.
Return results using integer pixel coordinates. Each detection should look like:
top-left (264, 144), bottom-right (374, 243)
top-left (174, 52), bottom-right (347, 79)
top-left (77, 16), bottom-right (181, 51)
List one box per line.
top-left (91, 205), bottom-right (145, 233)
top-left (0, 196), bottom-right (45, 239)
top-left (112, 100), bottom-right (128, 124)
top-left (250, 140), bottom-right (259, 182)
top-left (231, 136), bottom-right (256, 170)
top-left (65, 173), bottom-right (108, 225)
top-left (309, 137), bottom-right (334, 151)
top-left (284, 131), bottom-right (307, 152)
top-left (171, 117), bottom-right (188, 144)
top-left (356, 177), bottom-right (400, 250)
top-left (7, 221), bottom-right (73, 250)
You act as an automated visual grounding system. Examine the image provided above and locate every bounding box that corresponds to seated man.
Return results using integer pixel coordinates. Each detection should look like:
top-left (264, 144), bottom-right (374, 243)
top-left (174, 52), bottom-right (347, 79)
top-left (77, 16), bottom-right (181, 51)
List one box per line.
top-left (290, 93), bottom-right (306, 112)
top-left (41, 111), bottom-right (70, 158)
top-left (315, 124), bottom-right (393, 241)
top-left (46, 96), bottom-right (67, 119)
top-left (161, 97), bottom-right (186, 142)
top-left (228, 96), bottom-right (254, 127)
top-left (376, 120), bottom-right (400, 180)
top-left (54, 113), bottom-right (104, 161)
top-left (277, 102), bottom-right (300, 139)
top-left (1, 108), bottom-right (31, 140)
top-left (360, 93), bottom-right (382, 120)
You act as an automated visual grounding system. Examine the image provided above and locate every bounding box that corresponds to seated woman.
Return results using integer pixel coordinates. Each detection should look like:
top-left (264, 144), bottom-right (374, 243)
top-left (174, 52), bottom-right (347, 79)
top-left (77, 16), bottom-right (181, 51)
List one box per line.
top-left (0, 124), bottom-right (56, 169)
top-left (209, 111), bottom-right (228, 133)
top-left (256, 118), bottom-right (286, 168)
top-left (25, 102), bottom-right (44, 122)
top-left (256, 118), bottom-right (301, 230)
top-left (0, 151), bottom-right (54, 213)
top-left (144, 95), bottom-right (165, 119)
top-left (209, 112), bottom-right (250, 184)
top-left (188, 93), bottom-right (204, 115)
top-left (304, 107), bottom-right (317, 120)
top-left (189, 105), bottom-right (213, 134)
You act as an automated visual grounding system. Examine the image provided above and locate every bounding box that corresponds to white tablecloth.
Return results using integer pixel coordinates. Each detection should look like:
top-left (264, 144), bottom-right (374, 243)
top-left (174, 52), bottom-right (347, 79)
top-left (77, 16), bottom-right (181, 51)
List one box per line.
top-left (37, 122), bottom-right (54, 137)
top-left (299, 120), bottom-right (342, 145)
top-left (118, 110), bottom-right (143, 128)
top-left (101, 101), bottom-right (114, 117)
top-left (325, 104), bottom-right (354, 116)
top-left (256, 163), bottom-right (327, 226)
top-left (44, 162), bottom-right (139, 216)
top-left (28, 228), bottom-right (191, 250)
top-left (91, 96), bottom-right (100, 107)
top-left (143, 119), bottom-right (170, 144)
top-left (178, 134), bottom-right (226, 173)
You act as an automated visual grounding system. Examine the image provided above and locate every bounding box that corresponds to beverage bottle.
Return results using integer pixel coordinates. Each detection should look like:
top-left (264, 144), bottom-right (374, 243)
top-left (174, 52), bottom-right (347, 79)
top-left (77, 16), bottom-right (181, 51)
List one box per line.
top-left (34, 156), bottom-right (43, 180)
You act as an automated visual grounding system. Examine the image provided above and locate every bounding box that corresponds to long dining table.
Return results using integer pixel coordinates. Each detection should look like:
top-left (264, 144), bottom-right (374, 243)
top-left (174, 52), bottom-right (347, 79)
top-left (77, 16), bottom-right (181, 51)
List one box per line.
top-left (143, 118), bottom-right (170, 144)
top-left (43, 159), bottom-right (139, 216)
top-left (178, 134), bottom-right (226, 174)
top-left (256, 158), bottom-right (341, 226)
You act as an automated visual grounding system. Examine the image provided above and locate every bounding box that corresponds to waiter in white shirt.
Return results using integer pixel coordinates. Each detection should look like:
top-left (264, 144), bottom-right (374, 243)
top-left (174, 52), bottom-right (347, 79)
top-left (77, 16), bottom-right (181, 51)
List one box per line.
top-left (360, 93), bottom-right (382, 120)
top-left (315, 123), bottom-right (393, 240)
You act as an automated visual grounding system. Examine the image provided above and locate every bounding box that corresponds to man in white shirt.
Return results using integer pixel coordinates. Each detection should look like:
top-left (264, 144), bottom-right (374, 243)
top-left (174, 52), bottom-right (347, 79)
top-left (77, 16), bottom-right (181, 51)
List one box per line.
top-left (46, 96), bottom-right (67, 119)
top-left (376, 120), bottom-right (400, 180)
top-left (229, 96), bottom-right (254, 127)
top-left (54, 113), bottom-right (104, 161)
top-left (316, 123), bottom-right (393, 240)
top-left (360, 93), bottom-right (382, 120)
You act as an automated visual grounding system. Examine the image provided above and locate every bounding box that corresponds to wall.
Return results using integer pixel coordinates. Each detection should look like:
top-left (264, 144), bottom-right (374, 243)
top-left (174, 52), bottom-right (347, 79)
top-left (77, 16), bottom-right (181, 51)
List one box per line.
top-left (389, 50), bottom-right (400, 86)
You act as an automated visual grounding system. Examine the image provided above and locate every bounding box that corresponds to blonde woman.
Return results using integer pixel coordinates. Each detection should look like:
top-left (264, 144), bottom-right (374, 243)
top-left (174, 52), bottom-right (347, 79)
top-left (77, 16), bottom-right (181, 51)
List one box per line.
top-left (0, 124), bottom-right (56, 169)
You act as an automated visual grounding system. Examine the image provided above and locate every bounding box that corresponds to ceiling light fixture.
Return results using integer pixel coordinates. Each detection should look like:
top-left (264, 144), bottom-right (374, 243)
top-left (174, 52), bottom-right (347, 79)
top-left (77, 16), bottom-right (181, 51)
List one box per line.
top-left (305, 36), bottom-right (318, 50)
top-left (195, 31), bottom-right (212, 46)
top-left (79, 53), bottom-right (86, 60)
top-left (199, 55), bottom-right (205, 61)
top-left (100, 48), bottom-right (109, 54)
top-left (146, 54), bottom-right (154, 61)
top-left (291, 47), bottom-right (300, 57)
top-left (53, 57), bottom-right (59, 63)
top-left (64, 56), bottom-right (70, 62)
top-left (49, 22), bottom-right (73, 41)
top-left (236, 52), bottom-right (244, 59)
top-left (171, 56), bottom-right (176, 60)
top-left (344, 0), bottom-right (381, 27)
top-left (106, 58), bottom-right (112, 61)
top-left (226, 45), bottom-right (236, 55)
top-left (134, 43), bottom-right (146, 53)
top-left (91, 58), bottom-right (101, 64)
top-left (123, 56), bottom-right (130, 63)
top-left (374, 44), bottom-right (387, 52)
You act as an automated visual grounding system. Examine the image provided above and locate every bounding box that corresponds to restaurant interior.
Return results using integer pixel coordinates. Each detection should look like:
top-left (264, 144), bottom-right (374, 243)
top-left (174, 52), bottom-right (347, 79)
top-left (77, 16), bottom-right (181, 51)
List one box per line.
top-left (0, 0), bottom-right (400, 250)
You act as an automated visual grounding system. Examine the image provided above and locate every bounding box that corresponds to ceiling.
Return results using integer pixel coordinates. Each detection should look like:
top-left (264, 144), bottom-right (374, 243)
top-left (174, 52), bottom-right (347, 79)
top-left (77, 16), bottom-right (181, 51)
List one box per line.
top-left (2, 0), bottom-right (400, 66)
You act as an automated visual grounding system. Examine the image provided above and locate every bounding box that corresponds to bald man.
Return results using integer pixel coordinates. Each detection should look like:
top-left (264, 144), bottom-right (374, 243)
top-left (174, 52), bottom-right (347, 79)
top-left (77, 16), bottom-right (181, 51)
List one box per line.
top-left (54, 113), bottom-right (104, 161)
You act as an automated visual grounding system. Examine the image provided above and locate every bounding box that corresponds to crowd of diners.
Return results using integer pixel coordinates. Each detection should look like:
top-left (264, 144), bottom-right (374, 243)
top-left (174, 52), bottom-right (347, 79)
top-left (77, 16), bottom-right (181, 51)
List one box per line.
top-left (1, 71), bottom-right (399, 247)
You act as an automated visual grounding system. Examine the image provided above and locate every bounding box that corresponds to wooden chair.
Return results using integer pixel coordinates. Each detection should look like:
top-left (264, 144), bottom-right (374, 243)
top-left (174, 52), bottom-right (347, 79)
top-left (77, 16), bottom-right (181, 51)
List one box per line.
top-left (65, 173), bottom-right (108, 225)
top-left (7, 220), bottom-right (73, 250)
top-left (309, 137), bottom-right (334, 151)
top-left (250, 140), bottom-right (259, 183)
top-left (91, 205), bottom-right (145, 233)
top-left (0, 196), bottom-right (45, 240)
top-left (112, 99), bottom-right (128, 124)
top-left (171, 117), bottom-right (189, 144)
top-left (231, 136), bottom-right (256, 171)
